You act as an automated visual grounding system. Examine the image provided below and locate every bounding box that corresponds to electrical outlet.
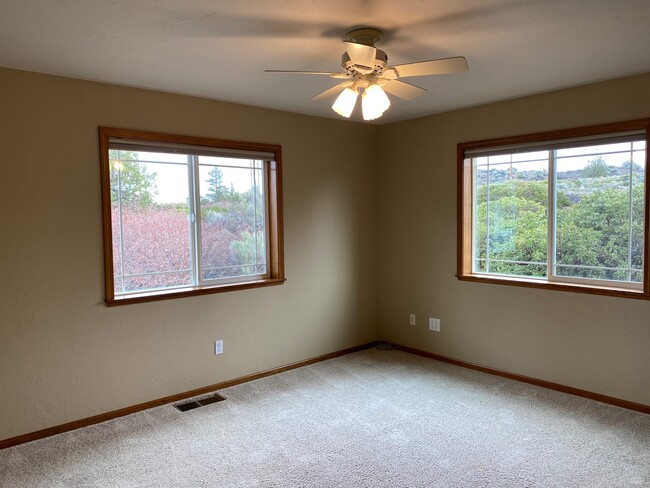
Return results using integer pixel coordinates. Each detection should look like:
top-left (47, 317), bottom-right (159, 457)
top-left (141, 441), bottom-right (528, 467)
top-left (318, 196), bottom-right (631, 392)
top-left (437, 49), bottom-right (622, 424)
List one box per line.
top-left (215, 340), bottom-right (223, 355)
top-left (429, 318), bottom-right (440, 332)
top-left (409, 313), bottom-right (416, 326)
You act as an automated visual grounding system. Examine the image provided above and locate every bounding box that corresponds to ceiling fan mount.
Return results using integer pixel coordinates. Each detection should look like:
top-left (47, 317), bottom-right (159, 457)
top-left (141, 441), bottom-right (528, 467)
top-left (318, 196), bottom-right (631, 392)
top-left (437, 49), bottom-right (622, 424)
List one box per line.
top-left (345, 28), bottom-right (382, 46)
top-left (265, 27), bottom-right (469, 120)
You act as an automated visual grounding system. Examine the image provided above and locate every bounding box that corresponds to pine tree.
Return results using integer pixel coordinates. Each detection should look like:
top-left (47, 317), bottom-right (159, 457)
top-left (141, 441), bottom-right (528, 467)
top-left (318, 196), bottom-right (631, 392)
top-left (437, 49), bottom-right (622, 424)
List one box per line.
top-left (109, 150), bottom-right (157, 208)
top-left (206, 167), bottom-right (227, 203)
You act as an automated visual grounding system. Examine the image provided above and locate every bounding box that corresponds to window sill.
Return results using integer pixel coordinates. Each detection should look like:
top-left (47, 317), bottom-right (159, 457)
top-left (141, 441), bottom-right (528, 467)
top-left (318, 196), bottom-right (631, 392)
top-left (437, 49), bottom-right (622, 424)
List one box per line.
top-left (106, 278), bottom-right (287, 307)
top-left (456, 273), bottom-right (648, 300)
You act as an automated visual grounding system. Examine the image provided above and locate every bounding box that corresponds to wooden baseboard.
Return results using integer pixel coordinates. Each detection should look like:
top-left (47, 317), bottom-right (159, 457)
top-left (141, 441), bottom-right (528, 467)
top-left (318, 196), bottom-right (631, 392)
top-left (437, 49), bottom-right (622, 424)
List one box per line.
top-left (400, 345), bottom-right (650, 414)
top-left (0, 341), bottom-right (379, 450)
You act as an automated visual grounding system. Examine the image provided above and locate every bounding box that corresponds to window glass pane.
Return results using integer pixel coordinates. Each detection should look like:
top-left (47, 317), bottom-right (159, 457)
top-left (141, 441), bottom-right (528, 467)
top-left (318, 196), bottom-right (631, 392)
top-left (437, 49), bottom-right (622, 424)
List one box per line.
top-left (122, 150), bottom-right (188, 165)
top-left (109, 150), bottom-right (192, 294)
top-left (555, 265), bottom-right (629, 282)
top-left (511, 150), bottom-right (549, 163)
top-left (556, 142), bottom-right (633, 158)
top-left (473, 166), bottom-right (488, 270)
top-left (489, 261), bottom-right (547, 277)
top-left (197, 155), bottom-right (264, 169)
top-left (473, 156), bottom-right (548, 278)
top-left (554, 142), bottom-right (643, 283)
top-left (474, 156), bottom-right (489, 167)
top-left (631, 151), bottom-right (645, 272)
top-left (630, 270), bottom-right (643, 283)
top-left (482, 153), bottom-right (512, 165)
top-left (198, 158), bottom-right (266, 281)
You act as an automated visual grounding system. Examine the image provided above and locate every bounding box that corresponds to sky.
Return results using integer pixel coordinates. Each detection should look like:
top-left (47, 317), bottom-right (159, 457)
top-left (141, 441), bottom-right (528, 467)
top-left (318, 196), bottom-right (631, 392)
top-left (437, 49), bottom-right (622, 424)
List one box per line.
top-left (116, 151), bottom-right (264, 205)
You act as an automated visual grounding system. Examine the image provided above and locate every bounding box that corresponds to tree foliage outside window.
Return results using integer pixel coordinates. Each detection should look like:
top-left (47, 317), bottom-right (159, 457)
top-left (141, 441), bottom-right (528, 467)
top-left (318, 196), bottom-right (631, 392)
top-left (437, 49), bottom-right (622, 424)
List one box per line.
top-left (199, 165), bottom-right (266, 281)
top-left (582, 155), bottom-right (609, 178)
top-left (109, 150), bottom-right (158, 208)
top-left (205, 166), bottom-right (227, 204)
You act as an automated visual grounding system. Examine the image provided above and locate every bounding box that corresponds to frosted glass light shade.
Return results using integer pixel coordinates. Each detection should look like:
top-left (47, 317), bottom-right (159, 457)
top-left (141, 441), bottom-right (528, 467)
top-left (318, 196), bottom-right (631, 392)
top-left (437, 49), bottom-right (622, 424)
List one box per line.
top-left (362, 84), bottom-right (390, 121)
top-left (332, 88), bottom-right (358, 118)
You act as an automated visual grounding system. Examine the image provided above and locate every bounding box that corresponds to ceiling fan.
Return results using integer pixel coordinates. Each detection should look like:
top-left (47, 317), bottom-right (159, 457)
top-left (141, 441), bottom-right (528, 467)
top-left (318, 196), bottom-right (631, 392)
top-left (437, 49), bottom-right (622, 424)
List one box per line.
top-left (265, 28), bottom-right (469, 121)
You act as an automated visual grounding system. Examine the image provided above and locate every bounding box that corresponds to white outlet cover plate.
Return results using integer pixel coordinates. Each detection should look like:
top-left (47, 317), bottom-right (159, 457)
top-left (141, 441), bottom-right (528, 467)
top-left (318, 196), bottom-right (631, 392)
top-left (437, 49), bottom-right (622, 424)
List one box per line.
top-left (429, 318), bottom-right (440, 332)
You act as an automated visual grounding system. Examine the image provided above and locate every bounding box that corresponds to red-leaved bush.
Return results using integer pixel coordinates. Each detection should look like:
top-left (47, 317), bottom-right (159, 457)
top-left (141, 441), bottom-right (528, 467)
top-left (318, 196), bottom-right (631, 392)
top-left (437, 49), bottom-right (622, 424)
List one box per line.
top-left (112, 206), bottom-right (263, 293)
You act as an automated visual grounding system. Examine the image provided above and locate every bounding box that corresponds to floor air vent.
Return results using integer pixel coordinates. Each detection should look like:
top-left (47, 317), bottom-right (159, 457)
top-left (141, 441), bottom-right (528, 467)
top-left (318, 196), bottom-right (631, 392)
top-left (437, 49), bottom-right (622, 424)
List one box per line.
top-left (174, 393), bottom-right (226, 412)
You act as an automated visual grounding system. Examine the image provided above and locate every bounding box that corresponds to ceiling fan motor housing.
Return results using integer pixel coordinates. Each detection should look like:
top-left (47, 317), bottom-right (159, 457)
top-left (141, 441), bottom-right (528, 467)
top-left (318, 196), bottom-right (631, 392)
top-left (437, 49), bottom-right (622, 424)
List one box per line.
top-left (341, 49), bottom-right (388, 75)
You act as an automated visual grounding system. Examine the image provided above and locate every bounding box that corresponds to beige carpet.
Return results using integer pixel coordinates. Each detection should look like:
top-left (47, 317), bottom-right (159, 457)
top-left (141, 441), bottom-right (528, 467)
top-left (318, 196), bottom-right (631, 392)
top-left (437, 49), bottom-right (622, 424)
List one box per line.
top-left (1, 349), bottom-right (649, 487)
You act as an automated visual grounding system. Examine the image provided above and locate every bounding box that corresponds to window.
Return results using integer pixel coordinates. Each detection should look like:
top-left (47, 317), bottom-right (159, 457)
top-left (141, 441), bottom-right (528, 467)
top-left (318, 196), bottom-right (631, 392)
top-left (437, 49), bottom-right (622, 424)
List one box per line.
top-left (458, 119), bottom-right (650, 299)
top-left (99, 128), bottom-right (285, 305)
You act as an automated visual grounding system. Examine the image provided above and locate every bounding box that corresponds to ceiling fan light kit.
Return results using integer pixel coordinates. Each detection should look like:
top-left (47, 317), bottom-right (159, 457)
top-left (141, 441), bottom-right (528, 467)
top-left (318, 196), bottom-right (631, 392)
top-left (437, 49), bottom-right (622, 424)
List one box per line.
top-left (361, 83), bottom-right (390, 121)
top-left (266, 28), bottom-right (468, 121)
top-left (332, 87), bottom-right (358, 118)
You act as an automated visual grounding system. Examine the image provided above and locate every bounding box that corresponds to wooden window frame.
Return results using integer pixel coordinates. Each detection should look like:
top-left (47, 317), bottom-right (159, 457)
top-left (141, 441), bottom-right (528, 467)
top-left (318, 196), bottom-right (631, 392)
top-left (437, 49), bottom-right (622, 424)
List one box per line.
top-left (99, 127), bottom-right (285, 306)
top-left (457, 118), bottom-right (650, 300)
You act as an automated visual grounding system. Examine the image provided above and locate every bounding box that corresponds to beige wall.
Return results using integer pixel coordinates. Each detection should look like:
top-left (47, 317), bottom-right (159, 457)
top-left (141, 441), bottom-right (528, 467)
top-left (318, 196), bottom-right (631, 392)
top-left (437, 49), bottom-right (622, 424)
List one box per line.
top-left (377, 73), bottom-right (650, 406)
top-left (0, 68), bottom-right (379, 441)
top-left (2, 67), bottom-right (649, 442)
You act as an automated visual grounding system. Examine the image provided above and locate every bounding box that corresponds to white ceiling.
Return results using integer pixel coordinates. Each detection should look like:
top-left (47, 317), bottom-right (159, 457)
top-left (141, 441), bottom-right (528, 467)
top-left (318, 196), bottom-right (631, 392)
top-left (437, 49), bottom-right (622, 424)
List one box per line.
top-left (1, 0), bottom-right (649, 124)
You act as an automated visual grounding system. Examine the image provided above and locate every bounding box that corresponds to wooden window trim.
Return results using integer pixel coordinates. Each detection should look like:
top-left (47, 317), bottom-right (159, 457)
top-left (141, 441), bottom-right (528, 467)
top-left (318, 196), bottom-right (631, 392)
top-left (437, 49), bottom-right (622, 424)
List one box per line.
top-left (457, 118), bottom-right (650, 300)
top-left (99, 127), bottom-right (285, 306)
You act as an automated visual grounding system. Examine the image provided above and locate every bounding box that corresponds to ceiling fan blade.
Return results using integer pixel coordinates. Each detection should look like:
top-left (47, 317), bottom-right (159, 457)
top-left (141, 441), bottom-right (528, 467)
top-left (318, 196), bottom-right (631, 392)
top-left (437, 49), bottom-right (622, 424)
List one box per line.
top-left (310, 81), bottom-right (354, 102)
top-left (343, 41), bottom-right (377, 69)
top-left (392, 56), bottom-right (469, 78)
top-left (382, 80), bottom-right (427, 101)
top-left (265, 70), bottom-right (339, 76)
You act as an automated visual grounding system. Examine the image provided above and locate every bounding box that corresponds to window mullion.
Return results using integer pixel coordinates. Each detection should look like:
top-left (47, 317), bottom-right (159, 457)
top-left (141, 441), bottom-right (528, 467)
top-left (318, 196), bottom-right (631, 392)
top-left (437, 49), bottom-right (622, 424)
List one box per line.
top-left (252, 163), bottom-right (258, 271)
top-left (486, 158), bottom-right (491, 274)
top-left (548, 150), bottom-right (556, 281)
top-left (188, 155), bottom-right (201, 287)
top-left (627, 144), bottom-right (634, 281)
top-left (263, 163), bottom-right (271, 274)
top-left (472, 160), bottom-right (477, 273)
top-left (117, 162), bottom-right (126, 293)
